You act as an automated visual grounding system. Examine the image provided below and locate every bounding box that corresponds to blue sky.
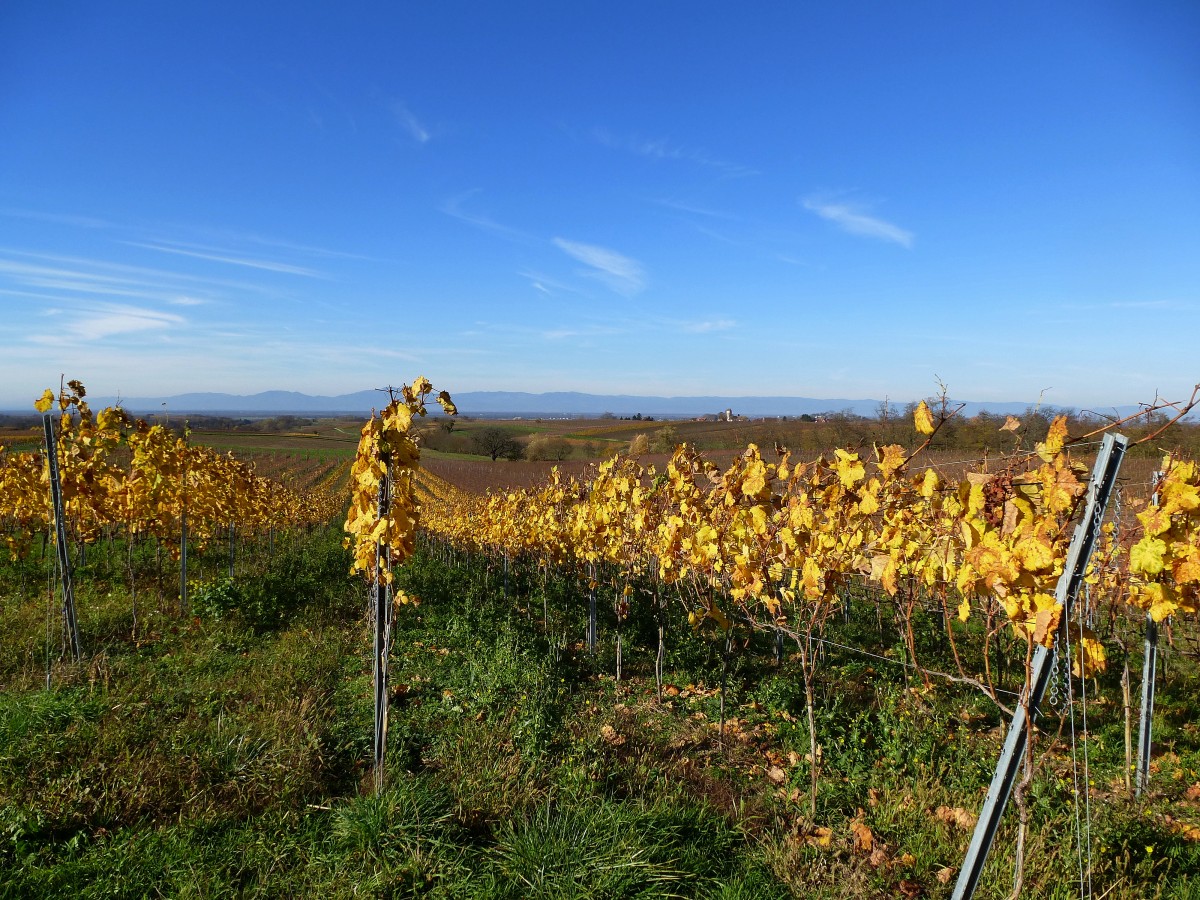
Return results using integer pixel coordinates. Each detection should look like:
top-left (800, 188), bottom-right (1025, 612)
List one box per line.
top-left (1, 2), bottom-right (1197, 411)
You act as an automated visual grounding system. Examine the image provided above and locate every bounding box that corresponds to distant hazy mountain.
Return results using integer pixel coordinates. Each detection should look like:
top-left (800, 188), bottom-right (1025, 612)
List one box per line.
top-left (68, 389), bottom-right (1127, 420)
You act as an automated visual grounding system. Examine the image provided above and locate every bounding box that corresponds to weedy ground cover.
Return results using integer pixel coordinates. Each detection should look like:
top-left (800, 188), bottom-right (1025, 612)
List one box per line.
top-left (1, 528), bottom-right (1199, 898)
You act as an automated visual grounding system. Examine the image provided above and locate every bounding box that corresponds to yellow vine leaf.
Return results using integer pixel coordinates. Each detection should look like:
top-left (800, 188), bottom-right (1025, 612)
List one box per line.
top-left (914, 400), bottom-right (935, 436)
top-left (833, 449), bottom-right (865, 489)
top-left (1175, 547), bottom-right (1200, 585)
top-left (1030, 594), bottom-right (1061, 646)
top-left (1135, 583), bottom-right (1180, 622)
top-left (1161, 474), bottom-right (1199, 515)
top-left (874, 443), bottom-right (906, 478)
top-left (1036, 415), bottom-right (1069, 462)
top-left (34, 389), bottom-right (54, 413)
top-left (919, 468), bottom-right (939, 499)
top-left (1071, 626), bottom-right (1107, 678)
top-left (1130, 536), bottom-right (1168, 576)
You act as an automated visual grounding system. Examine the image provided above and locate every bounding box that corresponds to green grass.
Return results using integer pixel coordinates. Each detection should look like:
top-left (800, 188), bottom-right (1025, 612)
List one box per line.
top-left (2, 531), bottom-right (1199, 897)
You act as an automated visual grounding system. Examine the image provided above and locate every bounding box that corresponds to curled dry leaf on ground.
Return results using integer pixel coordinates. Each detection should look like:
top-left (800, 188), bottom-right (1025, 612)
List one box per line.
top-left (805, 826), bottom-right (834, 848)
top-left (849, 813), bottom-right (874, 852)
top-left (599, 723), bottom-right (626, 746)
top-left (934, 805), bottom-right (978, 830)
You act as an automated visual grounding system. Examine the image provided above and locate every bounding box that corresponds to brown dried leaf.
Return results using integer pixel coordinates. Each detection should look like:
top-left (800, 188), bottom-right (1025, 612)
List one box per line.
top-left (1002, 500), bottom-right (1020, 535)
top-left (850, 819), bottom-right (874, 852)
top-left (1179, 822), bottom-right (1200, 842)
top-left (807, 826), bottom-right (833, 848)
top-left (600, 724), bottom-right (626, 747)
top-left (934, 805), bottom-right (978, 830)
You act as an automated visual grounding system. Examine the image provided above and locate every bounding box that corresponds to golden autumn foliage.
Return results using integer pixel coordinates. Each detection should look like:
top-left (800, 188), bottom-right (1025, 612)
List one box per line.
top-left (411, 411), bottom-right (1199, 682)
top-left (343, 378), bottom-right (456, 587)
top-left (1127, 456), bottom-right (1200, 621)
top-left (0, 381), bottom-right (333, 559)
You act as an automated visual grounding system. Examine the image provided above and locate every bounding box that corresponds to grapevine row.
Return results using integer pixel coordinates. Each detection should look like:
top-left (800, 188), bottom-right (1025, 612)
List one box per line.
top-left (0, 380), bottom-right (341, 561)
top-left (414, 409), bottom-right (1200, 681)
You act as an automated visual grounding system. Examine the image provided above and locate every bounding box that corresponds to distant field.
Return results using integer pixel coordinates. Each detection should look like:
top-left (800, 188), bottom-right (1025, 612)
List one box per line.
top-left (0, 425), bottom-right (42, 452)
top-left (3, 410), bottom-right (1180, 507)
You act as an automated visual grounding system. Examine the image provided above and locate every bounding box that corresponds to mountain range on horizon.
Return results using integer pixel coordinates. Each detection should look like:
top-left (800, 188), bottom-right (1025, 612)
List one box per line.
top-left (11, 388), bottom-right (1148, 421)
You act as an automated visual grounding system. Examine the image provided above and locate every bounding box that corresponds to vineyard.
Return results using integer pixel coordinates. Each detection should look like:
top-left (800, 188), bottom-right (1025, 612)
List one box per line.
top-left (2, 379), bottom-right (1200, 898)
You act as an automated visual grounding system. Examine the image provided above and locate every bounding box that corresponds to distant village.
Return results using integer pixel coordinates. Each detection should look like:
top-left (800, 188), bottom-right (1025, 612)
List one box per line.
top-left (614, 409), bottom-right (827, 424)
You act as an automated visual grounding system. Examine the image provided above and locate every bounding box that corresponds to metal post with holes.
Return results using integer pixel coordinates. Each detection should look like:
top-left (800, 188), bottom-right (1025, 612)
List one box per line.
top-left (1136, 615), bottom-right (1157, 796)
top-left (43, 413), bottom-right (82, 663)
top-left (1136, 470), bottom-right (1163, 797)
top-left (179, 509), bottom-right (188, 615)
top-left (372, 454), bottom-right (392, 793)
top-left (179, 426), bottom-right (190, 617)
top-left (953, 432), bottom-right (1128, 900)
top-left (587, 563), bottom-right (598, 653)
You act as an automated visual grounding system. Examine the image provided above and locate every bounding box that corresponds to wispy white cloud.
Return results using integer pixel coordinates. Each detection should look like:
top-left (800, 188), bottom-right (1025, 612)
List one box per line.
top-left (802, 197), bottom-right (914, 248)
top-left (124, 240), bottom-right (322, 276)
top-left (393, 102), bottom-right (430, 143)
top-left (0, 208), bottom-right (114, 229)
top-left (441, 190), bottom-right (536, 243)
top-left (191, 228), bottom-right (376, 262)
top-left (594, 129), bottom-right (758, 179)
top-left (1055, 299), bottom-right (1194, 313)
top-left (517, 269), bottom-right (587, 297)
top-left (0, 248), bottom-right (294, 302)
top-left (682, 319), bottom-right (735, 334)
top-left (1108, 299), bottom-right (1189, 310)
top-left (552, 238), bottom-right (645, 296)
top-left (0, 257), bottom-right (211, 304)
top-left (651, 198), bottom-right (737, 219)
top-left (471, 319), bottom-right (626, 342)
top-left (29, 301), bottom-right (186, 342)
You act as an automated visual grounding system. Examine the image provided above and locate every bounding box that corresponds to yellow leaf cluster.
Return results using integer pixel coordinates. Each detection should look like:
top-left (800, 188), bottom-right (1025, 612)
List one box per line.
top-left (343, 380), bottom-right (455, 585)
top-left (3, 380), bottom-right (336, 560)
top-left (413, 428), bottom-right (1118, 654)
top-left (1128, 456), bottom-right (1200, 621)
